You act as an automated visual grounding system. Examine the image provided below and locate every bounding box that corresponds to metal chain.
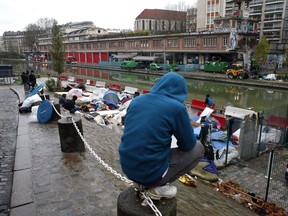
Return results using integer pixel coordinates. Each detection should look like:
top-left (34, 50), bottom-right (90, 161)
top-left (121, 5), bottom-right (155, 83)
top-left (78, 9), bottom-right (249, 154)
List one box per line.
top-left (68, 115), bottom-right (162, 216)
top-left (48, 100), bottom-right (162, 215)
top-left (141, 192), bottom-right (163, 216)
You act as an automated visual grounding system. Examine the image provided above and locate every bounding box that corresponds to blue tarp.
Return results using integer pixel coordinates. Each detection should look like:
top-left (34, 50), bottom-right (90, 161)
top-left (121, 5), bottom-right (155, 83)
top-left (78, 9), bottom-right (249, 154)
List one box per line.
top-left (37, 100), bottom-right (53, 123)
top-left (27, 83), bottom-right (44, 98)
top-left (193, 127), bottom-right (234, 150)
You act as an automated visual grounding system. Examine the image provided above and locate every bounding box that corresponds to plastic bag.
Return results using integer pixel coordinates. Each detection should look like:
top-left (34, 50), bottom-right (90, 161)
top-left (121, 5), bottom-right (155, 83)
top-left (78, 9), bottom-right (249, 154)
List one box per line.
top-left (28, 105), bottom-right (39, 123)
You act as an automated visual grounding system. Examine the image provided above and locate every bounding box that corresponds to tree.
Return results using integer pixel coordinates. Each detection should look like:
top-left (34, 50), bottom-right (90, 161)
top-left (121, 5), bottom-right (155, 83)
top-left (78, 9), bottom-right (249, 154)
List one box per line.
top-left (50, 20), bottom-right (65, 86)
top-left (24, 18), bottom-right (56, 52)
top-left (36, 18), bottom-right (56, 31)
top-left (165, 1), bottom-right (192, 11)
top-left (150, 1), bottom-right (191, 33)
top-left (254, 38), bottom-right (271, 66)
top-left (24, 24), bottom-right (43, 51)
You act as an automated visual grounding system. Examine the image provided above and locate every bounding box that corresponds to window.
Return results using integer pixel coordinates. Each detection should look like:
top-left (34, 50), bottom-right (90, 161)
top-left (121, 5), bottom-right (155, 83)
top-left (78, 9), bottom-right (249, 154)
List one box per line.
top-left (100, 42), bottom-right (106, 49)
top-left (184, 38), bottom-right (196, 47)
top-left (168, 39), bottom-right (178, 48)
top-left (153, 39), bottom-right (162, 48)
top-left (223, 37), bottom-right (228, 46)
top-left (129, 41), bottom-right (137, 48)
top-left (204, 37), bottom-right (217, 47)
top-left (140, 40), bottom-right (149, 48)
top-left (118, 41), bottom-right (125, 48)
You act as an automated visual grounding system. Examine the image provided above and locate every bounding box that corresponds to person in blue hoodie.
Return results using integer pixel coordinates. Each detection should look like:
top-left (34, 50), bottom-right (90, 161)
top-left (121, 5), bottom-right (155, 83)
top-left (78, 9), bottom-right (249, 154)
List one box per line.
top-left (119, 72), bottom-right (204, 200)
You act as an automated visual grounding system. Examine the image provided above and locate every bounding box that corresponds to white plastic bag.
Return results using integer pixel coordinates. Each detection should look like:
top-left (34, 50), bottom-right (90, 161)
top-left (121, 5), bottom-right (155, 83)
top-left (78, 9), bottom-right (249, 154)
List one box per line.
top-left (21, 94), bottom-right (42, 108)
top-left (28, 105), bottom-right (39, 123)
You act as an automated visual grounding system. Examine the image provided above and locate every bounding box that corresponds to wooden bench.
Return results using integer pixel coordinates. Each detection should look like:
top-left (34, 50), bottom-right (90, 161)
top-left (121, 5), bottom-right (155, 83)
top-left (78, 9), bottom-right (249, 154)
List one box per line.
top-left (191, 99), bottom-right (216, 110)
top-left (67, 76), bottom-right (75, 82)
top-left (95, 81), bottom-right (106, 88)
top-left (123, 86), bottom-right (139, 95)
top-left (60, 75), bottom-right (68, 81)
top-left (76, 78), bottom-right (85, 84)
top-left (108, 83), bottom-right (121, 91)
top-left (191, 99), bottom-right (206, 110)
top-left (86, 79), bottom-right (95, 86)
top-left (267, 115), bottom-right (288, 128)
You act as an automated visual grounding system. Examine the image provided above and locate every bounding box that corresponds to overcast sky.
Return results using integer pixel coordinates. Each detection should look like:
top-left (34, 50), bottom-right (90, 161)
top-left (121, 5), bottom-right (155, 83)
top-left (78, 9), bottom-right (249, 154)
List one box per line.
top-left (0, 0), bottom-right (197, 36)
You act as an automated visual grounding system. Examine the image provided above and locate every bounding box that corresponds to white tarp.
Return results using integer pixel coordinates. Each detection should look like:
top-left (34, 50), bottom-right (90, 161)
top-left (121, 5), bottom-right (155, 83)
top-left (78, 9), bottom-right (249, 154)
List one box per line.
top-left (224, 106), bottom-right (255, 119)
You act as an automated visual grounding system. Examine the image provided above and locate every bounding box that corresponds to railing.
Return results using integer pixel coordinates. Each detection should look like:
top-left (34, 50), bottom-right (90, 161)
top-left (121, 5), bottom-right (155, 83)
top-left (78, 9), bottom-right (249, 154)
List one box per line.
top-left (218, 104), bottom-right (288, 211)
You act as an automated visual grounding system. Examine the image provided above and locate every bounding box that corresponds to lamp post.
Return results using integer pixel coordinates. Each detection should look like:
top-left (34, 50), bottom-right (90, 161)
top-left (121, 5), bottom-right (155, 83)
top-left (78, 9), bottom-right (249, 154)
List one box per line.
top-left (163, 37), bottom-right (166, 64)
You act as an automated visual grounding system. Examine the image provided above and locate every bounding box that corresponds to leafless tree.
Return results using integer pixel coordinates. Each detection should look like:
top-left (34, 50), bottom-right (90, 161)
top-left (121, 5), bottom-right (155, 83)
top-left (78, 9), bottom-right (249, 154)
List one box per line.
top-left (158, 1), bottom-right (194, 33)
top-left (165, 1), bottom-right (192, 11)
top-left (36, 18), bottom-right (56, 37)
top-left (24, 24), bottom-right (42, 52)
top-left (23, 18), bottom-right (56, 52)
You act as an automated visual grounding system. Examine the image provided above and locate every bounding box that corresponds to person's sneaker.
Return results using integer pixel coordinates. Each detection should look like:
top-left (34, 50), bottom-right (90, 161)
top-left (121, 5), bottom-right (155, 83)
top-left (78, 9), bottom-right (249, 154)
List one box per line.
top-left (147, 184), bottom-right (177, 200)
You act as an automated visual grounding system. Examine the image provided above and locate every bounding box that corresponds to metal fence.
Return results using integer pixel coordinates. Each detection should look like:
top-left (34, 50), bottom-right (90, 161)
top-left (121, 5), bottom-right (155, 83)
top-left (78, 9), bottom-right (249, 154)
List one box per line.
top-left (223, 104), bottom-right (288, 211)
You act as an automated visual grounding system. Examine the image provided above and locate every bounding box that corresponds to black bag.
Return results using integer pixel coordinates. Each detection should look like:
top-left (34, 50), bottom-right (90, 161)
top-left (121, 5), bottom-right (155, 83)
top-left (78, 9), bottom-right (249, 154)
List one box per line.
top-left (200, 124), bottom-right (214, 161)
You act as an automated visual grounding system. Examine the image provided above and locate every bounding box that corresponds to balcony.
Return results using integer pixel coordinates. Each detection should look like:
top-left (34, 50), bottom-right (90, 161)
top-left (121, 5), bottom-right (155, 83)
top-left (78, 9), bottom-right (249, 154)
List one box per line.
top-left (266, 0), bottom-right (284, 3)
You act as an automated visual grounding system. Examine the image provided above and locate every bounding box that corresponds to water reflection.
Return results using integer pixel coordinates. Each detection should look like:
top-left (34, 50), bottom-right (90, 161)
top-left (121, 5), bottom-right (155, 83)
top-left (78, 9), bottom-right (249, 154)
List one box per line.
top-left (3, 60), bottom-right (288, 113)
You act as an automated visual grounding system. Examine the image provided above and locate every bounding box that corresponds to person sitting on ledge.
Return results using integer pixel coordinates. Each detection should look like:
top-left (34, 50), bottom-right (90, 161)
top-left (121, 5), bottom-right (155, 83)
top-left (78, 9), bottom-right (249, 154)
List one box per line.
top-left (119, 72), bottom-right (204, 200)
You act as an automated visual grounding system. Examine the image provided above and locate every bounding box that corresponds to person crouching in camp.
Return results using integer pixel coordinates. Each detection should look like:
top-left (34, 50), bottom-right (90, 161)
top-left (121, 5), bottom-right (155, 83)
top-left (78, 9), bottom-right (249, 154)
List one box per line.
top-left (204, 94), bottom-right (215, 109)
top-left (63, 95), bottom-right (81, 113)
top-left (119, 72), bottom-right (204, 200)
top-left (59, 94), bottom-right (67, 107)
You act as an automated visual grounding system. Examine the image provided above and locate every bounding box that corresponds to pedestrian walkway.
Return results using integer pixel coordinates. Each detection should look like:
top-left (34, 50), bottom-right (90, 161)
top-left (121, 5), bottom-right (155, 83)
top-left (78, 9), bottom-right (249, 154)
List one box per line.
top-left (2, 78), bottom-right (287, 215)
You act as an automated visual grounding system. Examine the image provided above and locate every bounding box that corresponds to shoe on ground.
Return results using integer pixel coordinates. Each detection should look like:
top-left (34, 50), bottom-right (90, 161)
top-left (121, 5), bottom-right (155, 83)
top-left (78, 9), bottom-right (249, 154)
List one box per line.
top-left (190, 161), bottom-right (218, 182)
top-left (147, 184), bottom-right (177, 200)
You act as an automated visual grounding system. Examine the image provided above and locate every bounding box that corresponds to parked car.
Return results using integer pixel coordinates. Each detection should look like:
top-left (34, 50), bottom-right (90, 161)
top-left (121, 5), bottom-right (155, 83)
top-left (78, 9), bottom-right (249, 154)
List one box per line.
top-left (150, 63), bottom-right (163, 70)
top-left (166, 64), bottom-right (179, 71)
top-left (120, 61), bottom-right (138, 69)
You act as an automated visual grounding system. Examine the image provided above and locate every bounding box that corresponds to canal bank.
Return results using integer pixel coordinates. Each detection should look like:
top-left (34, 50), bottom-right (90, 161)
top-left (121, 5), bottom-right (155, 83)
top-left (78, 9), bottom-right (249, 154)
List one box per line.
top-left (4, 77), bottom-right (287, 216)
top-left (73, 62), bottom-right (288, 91)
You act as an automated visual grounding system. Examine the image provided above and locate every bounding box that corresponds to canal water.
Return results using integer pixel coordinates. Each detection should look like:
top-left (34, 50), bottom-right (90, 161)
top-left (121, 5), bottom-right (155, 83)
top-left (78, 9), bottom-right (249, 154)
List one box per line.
top-left (3, 60), bottom-right (288, 116)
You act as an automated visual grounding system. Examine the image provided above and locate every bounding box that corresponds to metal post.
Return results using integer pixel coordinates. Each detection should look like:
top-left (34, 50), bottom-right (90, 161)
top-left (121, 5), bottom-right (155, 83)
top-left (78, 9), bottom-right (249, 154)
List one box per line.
top-left (225, 117), bottom-right (234, 166)
top-left (257, 111), bottom-right (264, 156)
top-left (265, 149), bottom-right (274, 202)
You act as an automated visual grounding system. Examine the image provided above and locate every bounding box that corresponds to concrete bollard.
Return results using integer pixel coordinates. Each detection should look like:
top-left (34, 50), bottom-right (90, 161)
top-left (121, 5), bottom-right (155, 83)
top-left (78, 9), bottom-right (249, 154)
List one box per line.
top-left (117, 187), bottom-right (176, 216)
top-left (58, 116), bottom-right (85, 153)
top-left (51, 103), bottom-right (61, 121)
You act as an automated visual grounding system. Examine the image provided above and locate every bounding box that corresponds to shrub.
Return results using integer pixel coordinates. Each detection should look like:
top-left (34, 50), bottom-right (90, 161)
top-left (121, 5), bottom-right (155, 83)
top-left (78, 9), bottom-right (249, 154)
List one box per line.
top-left (45, 78), bottom-right (56, 91)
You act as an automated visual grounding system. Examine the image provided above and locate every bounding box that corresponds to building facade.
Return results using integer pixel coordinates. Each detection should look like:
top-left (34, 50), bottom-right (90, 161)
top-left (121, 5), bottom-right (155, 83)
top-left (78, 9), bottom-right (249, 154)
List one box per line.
top-left (249, 0), bottom-right (288, 44)
top-left (186, 8), bottom-right (198, 32)
top-left (134, 9), bottom-right (187, 33)
top-left (2, 31), bottom-right (26, 53)
top-left (197, 0), bottom-right (226, 31)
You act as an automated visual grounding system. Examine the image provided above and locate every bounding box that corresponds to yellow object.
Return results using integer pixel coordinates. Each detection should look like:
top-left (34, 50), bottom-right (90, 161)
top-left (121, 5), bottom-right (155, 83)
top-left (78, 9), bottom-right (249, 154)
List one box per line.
top-left (190, 162), bottom-right (218, 182)
top-left (179, 174), bottom-right (197, 187)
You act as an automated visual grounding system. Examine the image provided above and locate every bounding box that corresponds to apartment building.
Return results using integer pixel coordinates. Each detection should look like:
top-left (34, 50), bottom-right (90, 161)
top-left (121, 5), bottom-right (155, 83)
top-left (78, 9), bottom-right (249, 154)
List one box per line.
top-left (2, 31), bottom-right (26, 53)
top-left (249, 0), bottom-right (288, 45)
top-left (186, 7), bottom-right (198, 32)
top-left (197, 0), bottom-right (226, 31)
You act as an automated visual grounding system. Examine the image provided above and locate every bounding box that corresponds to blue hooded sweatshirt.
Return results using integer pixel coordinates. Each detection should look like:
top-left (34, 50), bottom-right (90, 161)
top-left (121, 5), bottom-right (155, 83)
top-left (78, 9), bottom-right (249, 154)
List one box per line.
top-left (119, 72), bottom-right (197, 185)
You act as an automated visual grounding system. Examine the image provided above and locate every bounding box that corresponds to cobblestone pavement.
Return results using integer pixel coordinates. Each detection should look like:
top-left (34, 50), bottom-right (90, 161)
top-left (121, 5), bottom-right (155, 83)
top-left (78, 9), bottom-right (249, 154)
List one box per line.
top-left (0, 78), bottom-right (287, 216)
top-left (0, 86), bottom-right (18, 216)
